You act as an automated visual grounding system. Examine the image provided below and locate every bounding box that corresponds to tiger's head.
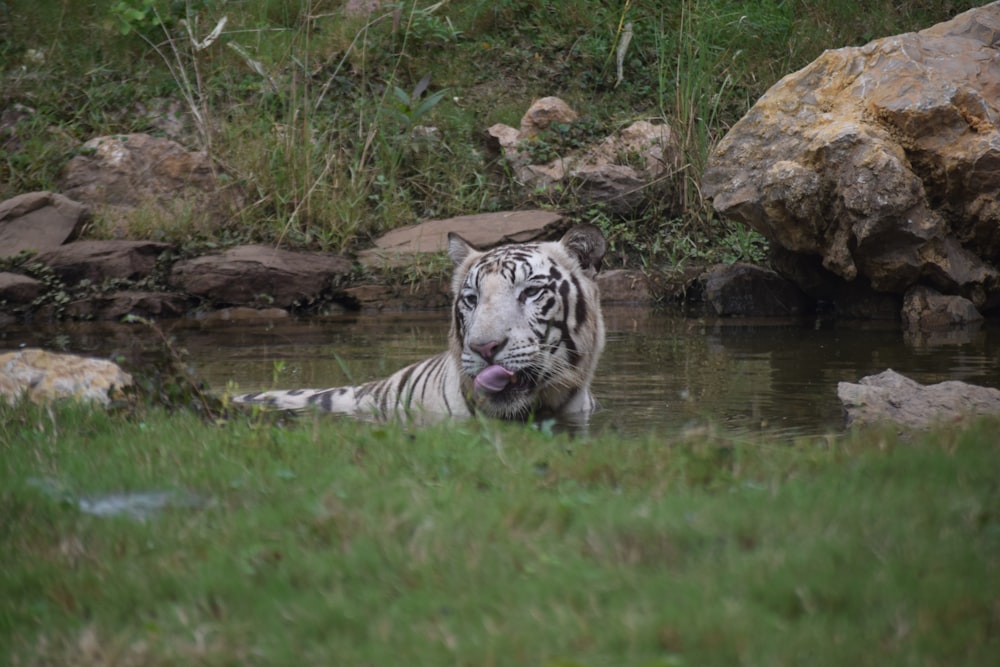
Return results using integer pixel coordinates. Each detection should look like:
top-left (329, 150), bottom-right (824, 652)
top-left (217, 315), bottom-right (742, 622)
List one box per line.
top-left (446, 224), bottom-right (607, 421)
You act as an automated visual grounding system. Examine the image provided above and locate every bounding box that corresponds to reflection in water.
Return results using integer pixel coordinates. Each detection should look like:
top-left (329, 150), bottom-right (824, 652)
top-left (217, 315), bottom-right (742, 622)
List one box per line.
top-left (3, 306), bottom-right (998, 438)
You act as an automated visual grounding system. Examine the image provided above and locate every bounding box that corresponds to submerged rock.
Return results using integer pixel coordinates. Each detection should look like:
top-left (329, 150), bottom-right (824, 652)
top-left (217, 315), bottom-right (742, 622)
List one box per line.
top-left (838, 369), bottom-right (1000, 429)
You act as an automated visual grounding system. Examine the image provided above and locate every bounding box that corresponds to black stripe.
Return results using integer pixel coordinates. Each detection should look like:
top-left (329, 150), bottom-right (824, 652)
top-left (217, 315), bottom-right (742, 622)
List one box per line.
top-left (453, 301), bottom-right (465, 342)
top-left (571, 274), bottom-right (587, 332)
top-left (392, 363), bottom-right (419, 412)
top-left (415, 358), bottom-right (436, 409)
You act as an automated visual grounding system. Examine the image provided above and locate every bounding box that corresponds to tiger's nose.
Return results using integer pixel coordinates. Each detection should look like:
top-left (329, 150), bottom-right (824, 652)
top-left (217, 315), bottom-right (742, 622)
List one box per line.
top-left (471, 338), bottom-right (507, 362)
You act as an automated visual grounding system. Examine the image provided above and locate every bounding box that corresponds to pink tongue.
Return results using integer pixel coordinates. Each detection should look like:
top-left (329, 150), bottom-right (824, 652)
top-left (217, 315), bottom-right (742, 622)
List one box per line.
top-left (474, 365), bottom-right (515, 394)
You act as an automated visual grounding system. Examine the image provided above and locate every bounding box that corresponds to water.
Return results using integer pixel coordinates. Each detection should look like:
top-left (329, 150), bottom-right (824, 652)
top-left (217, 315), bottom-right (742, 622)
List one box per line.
top-left (3, 306), bottom-right (998, 438)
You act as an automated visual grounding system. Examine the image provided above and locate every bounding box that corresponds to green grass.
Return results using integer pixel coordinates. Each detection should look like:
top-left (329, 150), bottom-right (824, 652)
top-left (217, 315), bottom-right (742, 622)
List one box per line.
top-left (2, 401), bottom-right (998, 665)
top-left (0, 0), bottom-right (981, 262)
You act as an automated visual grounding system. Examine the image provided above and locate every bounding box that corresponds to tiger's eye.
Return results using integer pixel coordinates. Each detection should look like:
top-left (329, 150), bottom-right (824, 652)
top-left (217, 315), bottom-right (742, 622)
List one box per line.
top-left (522, 285), bottom-right (543, 299)
top-left (463, 293), bottom-right (478, 308)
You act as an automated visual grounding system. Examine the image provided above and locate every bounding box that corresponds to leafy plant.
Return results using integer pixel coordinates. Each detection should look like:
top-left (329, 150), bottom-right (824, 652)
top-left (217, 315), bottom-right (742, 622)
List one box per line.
top-left (720, 222), bottom-right (769, 264)
top-left (121, 314), bottom-right (223, 418)
top-left (382, 73), bottom-right (450, 132)
top-left (109, 0), bottom-right (165, 37)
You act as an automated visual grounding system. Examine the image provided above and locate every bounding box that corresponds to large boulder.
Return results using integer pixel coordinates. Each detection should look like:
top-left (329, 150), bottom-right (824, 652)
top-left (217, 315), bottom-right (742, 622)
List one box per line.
top-left (703, 5), bottom-right (1000, 313)
top-left (838, 369), bottom-right (1000, 429)
top-left (0, 191), bottom-right (89, 259)
top-left (57, 133), bottom-right (244, 236)
top-left (488, 97), bottom-right (679, 215)
top-left (170, 245), bottom-right (352, 308)
top-left (0, 349), bottom-right (133, 406)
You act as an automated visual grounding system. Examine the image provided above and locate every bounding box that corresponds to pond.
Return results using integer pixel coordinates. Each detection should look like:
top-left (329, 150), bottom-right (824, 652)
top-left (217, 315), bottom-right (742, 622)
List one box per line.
top-left (3, 306), bottom-right (998, 438)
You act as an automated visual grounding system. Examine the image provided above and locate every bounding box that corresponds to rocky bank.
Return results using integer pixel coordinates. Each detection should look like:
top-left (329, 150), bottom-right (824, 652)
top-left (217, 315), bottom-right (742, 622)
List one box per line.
top-left (3, 6), bottom-right (1000, 339)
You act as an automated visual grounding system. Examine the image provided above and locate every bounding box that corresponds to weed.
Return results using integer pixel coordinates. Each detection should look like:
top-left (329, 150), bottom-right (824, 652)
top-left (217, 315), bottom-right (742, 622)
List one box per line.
top-left (382, 73), bottom-right (450, 132)
top-left (120, 314), bottom-right (223, 419)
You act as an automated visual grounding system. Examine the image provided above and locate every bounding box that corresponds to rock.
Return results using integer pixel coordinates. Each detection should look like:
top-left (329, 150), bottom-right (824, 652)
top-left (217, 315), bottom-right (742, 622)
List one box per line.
top-left (341, 280), bottom-right (452, 311)
top-left (0, 191), bottom-right (89, 259)
top-left (193, 306), bottom-right (293, 323)
top-left (344, 0), bottom-right (382, 17)
top-left (597, 269), bottom-right (653, 303)
top-left (516, 96), bottom-right (578, 138)
top-left (358, 210), bottom-right (565, 268)
top-left (0, 348), bottom-right (133, 406)
top-left (768, 245), bottom-right (902, 319)
top-left (59, 291), bottom-right (192, 321)
top-left (0, 272), bottom-right (44, 306)
top-left (902, 285), bottom-right (983, 330)
top-left (1, 102), bottom-right (36, 152)
top-left (838, 369), bottom-right (1000, 429)
top-left (170, 245), bottom-right (352, 308)
top-left (488, 98), bottom-right (678, 215)
top-left (57, 133), bottom-right (243, 236)
top-left (700, 263), bottom-right (810, 317)
top-left (35, 240), bottom-right (172, 284)
top-left (703, 5), bottom-right (1000, 312)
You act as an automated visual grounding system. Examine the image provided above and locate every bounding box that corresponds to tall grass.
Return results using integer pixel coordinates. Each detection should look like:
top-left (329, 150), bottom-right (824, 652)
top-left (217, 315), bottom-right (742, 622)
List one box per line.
top-left (0, 0), bottom-right (982, 256)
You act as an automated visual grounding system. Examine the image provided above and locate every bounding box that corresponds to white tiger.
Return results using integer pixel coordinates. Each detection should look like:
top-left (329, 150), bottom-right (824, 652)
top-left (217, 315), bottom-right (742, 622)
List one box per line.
top-left (231, 224), bottom-right (607, 424)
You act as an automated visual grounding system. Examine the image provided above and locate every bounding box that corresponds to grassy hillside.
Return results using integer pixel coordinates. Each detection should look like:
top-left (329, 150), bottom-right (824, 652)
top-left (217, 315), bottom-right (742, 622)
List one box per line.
top-left (0, 0), bottom-right (981, 261)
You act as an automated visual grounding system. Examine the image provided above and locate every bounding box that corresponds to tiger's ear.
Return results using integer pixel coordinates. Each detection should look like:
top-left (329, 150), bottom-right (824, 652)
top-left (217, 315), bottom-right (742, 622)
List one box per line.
top-left (560, 224), bottom-right (607, 278)
top-left (447, 231), bottom-right (478, 267)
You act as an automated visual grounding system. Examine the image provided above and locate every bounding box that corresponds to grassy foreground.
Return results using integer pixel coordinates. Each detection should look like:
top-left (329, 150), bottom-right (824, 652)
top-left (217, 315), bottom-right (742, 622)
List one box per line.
top-left (2, 402), bottom-right (998, 665)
